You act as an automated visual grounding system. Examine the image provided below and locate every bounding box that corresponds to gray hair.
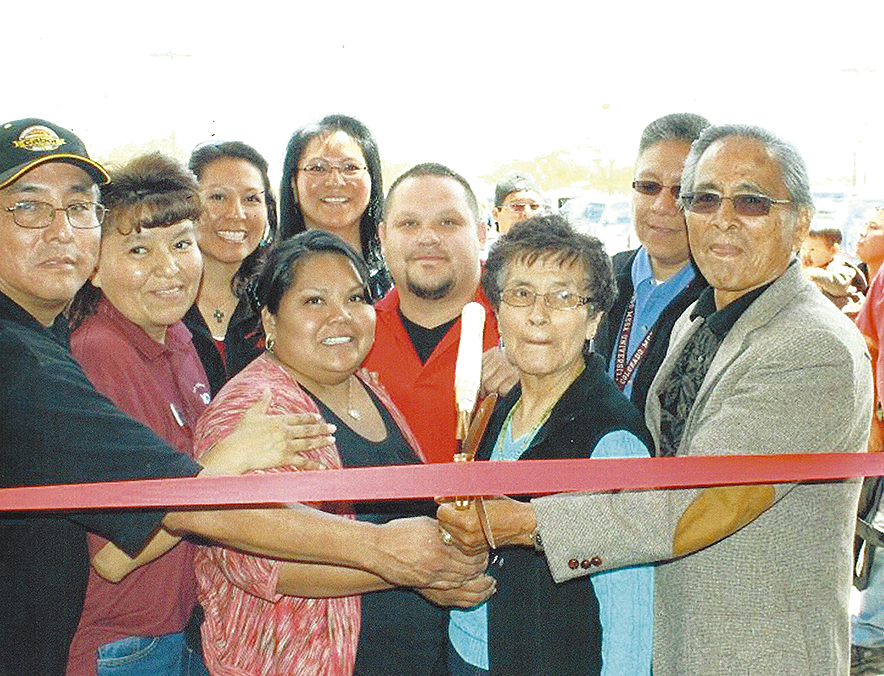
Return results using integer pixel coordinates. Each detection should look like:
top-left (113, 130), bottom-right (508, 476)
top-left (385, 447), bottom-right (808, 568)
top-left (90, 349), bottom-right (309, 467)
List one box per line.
top-left (680, 124), bottom-right (814, 215)
top-left (637, 113), bottom-right (710, 157)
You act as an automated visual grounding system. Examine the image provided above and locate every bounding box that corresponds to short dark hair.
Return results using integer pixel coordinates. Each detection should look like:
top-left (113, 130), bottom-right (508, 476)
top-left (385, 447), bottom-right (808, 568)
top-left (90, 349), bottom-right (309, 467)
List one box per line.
top-left (278, 115), bottom-right (384, 268)
top-left (637, 113), bottom-right (710, 157)
top-left (254, 230), bottom-right (371, 317)
top-left (70, 152), bottom-right (201, 327)
top-left (384, 162), bottom-right (480, 221)
top-left (188, 140), bottom-right (277, 299)
top-left (483, 212), bottom-right (616, 315)
top-left (808, 226), bottom-right (842, 247)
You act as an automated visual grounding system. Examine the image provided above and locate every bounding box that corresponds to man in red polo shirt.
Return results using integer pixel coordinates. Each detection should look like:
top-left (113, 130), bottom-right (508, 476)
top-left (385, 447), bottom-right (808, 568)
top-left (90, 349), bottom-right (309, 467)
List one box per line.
top-left (364, 163), bottom-right (515, 463)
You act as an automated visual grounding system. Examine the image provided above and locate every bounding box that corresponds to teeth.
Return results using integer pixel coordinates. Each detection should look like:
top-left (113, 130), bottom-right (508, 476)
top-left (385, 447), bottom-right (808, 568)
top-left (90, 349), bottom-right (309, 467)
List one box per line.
top-left (322, 197), bottom-right (348, 203)
top-left (217, 230), bottom-right (247, 242)
top-left (322, 336), bottom-right (352, 345)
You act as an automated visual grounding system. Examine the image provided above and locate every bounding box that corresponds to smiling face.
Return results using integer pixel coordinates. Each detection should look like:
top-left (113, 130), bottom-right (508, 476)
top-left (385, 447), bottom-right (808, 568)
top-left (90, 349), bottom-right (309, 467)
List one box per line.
top-left (686, 135), bottom-right (810, 309)
top-left (196, 157), bottom-right (268, 266)
top-left (261, 252), bottom-right (375, 388)
top-left (0, 162), bottom-right (101, 325)
top-left (92, 220), bottom-right (202, 343)
top-left (632, 139), bottom-right (693, 279)
top-left (294, 131), bottom-right (372, 243)
top-left (497, 255), bottom-right (601, 385)
top-left (380, 174), bottom-right (485, 304)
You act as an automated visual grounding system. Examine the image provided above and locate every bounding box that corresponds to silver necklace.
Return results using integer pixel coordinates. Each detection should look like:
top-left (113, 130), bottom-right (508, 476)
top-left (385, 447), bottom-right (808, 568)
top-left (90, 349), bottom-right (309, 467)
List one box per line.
top-left (347, 377), bottom-right (362, 420)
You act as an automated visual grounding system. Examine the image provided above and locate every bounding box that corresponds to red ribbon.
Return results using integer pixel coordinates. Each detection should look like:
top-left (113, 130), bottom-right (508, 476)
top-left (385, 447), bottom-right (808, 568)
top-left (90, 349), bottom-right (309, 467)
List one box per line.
top-left (1, 453), bottom-right (882, 512)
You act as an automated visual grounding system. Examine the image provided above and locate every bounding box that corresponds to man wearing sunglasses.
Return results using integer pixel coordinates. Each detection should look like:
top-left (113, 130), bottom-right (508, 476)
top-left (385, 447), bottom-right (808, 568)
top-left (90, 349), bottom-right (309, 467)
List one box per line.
top-left (594, 113), bottom-right (710, 421)
top-left (491, 172), bottom-right (545, 236)
top-left (440, 124), bottom-right (871, 675)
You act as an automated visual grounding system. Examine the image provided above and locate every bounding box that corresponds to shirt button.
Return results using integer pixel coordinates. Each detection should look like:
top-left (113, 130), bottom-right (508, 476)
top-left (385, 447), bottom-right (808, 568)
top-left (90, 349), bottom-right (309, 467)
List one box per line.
top-left (590, 556), bottom-right (602, 567)
top-left (568, 558), bottom-right (580, 570)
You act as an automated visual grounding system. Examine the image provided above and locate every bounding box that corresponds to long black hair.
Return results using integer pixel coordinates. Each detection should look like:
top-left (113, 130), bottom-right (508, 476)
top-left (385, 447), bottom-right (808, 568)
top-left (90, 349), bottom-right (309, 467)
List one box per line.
top-left (278, 114), bottom-right (384, 274)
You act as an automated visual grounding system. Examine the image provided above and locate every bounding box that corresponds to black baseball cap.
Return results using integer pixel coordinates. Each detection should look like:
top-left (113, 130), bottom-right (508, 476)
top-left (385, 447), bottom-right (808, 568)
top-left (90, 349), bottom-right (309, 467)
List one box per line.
top-left (494, 172), bottom-right (541, 207)
top-left (0, 118), bottom-right (109, 190)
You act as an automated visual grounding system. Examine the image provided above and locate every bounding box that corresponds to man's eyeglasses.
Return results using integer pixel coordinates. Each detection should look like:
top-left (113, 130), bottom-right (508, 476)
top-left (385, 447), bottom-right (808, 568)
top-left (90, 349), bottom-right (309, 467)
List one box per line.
top-left (501, 202), bottom-right (544, 215)
top-left (632, 181), bottom-right (680, 199)
top-left (500, 287), bottom-right (592, 311)
top-left (681, 192), bottom-right (792, 217)
top-left (299, 160), bottom-right (367, 179)
top-left (4, 201), bottom-right (107, 229)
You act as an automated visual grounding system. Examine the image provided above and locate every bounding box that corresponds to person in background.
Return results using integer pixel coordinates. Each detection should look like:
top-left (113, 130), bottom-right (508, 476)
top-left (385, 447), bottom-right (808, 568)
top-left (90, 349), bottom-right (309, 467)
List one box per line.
top-left (278, 114), bottom-right (391, 300)
top-left (857, 209), bottom-right (884, 284)
top-left (801, 225), bottom-right (866, 315)
top-left (447, 214), bottom-right (653, 676)
top-left (593, 113), bottom-right (710, 421)
top-left (491, 173), bottom-right (544, 237)
top-left (440, 124), bottom-right (871, 676)
top-left (194, 231), bottom-right (493, 676)
top-left (185, 141), bottom-right (275, 396)
top-left (851, 209), bottom-right (884, 676)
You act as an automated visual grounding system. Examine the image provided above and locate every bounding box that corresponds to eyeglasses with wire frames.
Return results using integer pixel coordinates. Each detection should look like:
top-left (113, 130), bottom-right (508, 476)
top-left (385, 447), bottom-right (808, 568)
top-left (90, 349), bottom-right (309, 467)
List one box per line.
top-left (632, 180), bottom-right (680, 199)
top-left (298, 160), bottom-right (368, 179)
top-left (500, 287), bottom-right (593, 311)
top-left (681, 192), bottom-right (792, 217)
top-left (500, 201), bottom-right (545, 215)
top-left (4, 200), bottom-right (107, 229)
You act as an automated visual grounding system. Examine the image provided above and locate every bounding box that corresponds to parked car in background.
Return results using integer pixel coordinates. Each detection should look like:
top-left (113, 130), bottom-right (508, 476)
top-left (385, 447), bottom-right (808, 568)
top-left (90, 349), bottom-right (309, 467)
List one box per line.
top-left (559, 193), bottom-right (635, 255)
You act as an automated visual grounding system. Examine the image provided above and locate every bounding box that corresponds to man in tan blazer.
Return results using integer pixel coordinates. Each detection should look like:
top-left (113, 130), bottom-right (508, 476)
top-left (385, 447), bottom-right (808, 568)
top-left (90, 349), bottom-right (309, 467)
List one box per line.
top-left (440, 124), bottom-right (872, 675)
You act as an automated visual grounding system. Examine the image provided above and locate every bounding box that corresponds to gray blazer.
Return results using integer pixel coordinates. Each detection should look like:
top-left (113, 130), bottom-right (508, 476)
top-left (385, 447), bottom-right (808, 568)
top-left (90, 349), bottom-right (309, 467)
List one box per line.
top-left (533, 262), bottom-right (872, 676)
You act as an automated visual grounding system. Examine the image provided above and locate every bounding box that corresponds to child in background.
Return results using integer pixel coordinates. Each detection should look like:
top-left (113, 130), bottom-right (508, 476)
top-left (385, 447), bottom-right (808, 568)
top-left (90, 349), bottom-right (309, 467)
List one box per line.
top-left (801, 226), bottom-right (867, 316)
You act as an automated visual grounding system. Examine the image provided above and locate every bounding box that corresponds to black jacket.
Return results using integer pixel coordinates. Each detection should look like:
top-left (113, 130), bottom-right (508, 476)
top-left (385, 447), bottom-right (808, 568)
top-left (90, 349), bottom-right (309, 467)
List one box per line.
top-left (476, 354), bottom-right (652, 676)
top-left (183, 300), bottom-right (264, 397)
top-left (594, 248), bottom-right (708, 423)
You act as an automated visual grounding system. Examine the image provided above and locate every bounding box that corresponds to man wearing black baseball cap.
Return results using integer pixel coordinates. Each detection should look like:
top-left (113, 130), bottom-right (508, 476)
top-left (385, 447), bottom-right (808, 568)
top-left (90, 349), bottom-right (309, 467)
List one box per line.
top-left (0, 118), bottom-right (486, 676)
top-left (491, 172), bottom-right (544, 235)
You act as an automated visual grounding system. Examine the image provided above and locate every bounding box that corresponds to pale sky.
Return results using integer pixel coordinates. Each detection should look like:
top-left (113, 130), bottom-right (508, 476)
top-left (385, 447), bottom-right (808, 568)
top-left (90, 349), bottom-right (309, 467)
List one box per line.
top-left (9, 0), bottom-right (884, 191)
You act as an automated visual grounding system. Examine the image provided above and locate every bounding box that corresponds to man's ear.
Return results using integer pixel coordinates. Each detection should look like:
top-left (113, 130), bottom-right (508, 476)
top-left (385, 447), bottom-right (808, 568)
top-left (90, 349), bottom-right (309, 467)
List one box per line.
top-left (791, 206), bottom-right (812, 252)
top-left (476, 216), bottom-right (487, 247)
top-left (378, 220), bottom-right (388, 258)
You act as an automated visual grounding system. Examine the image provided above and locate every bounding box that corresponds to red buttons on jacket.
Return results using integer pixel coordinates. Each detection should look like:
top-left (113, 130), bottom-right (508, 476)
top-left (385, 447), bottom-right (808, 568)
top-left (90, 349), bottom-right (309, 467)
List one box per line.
top-left (569, 556), bottom-right (603, 570)
top-left (568, 556), bottom-right (603, 570)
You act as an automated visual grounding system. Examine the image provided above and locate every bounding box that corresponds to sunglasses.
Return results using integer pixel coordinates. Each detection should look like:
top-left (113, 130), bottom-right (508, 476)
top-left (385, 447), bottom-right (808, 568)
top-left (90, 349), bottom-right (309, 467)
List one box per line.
top-left (681, 192), bottom-right (792, 217)
top-left (632, 180), bottom-right (680, 199)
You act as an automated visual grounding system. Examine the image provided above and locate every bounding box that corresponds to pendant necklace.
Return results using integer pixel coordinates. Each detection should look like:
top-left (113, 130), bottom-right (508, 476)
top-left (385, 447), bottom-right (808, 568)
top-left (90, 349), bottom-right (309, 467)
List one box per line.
top-left (347, 377), bottom-right (362, 420)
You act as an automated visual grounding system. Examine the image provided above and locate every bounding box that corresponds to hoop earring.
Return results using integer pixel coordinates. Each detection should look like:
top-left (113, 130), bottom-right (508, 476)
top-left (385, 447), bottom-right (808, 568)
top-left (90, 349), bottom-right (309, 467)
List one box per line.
top-left (265, 336), bottom-right (276, 353)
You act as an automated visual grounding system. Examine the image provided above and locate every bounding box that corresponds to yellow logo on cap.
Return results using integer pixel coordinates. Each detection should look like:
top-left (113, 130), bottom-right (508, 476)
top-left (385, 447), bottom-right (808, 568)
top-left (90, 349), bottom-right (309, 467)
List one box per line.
top-left (12, 125), bottom-right (66, 152)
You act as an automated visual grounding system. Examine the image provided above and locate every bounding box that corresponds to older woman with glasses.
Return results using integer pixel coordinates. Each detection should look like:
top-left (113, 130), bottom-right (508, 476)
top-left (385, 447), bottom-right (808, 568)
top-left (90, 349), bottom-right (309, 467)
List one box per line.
top-left (278, 114), bottom-right (391, 300)
top-left (442, 214), bottom-right (654, 676)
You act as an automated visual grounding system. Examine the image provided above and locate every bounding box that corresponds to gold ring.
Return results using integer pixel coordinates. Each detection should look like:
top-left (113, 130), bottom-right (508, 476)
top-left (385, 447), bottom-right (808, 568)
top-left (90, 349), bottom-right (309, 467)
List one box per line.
top-left (441, 529), bottom-right (454, 546)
